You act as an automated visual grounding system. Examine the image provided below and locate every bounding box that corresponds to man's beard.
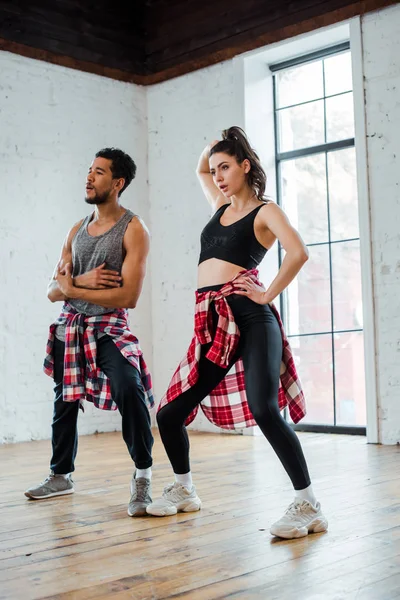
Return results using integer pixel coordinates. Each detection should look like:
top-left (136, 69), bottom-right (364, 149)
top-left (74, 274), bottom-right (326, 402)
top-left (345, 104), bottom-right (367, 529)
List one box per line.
top-left (85, 189), bottom-right (110, 205)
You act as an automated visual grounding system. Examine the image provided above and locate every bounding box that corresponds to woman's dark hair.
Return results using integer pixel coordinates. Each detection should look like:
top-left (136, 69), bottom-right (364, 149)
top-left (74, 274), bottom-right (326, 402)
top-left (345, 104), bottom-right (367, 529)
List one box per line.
top-left (95, 147), bottom-right (136, 196)
top-left (209, 127), bottom-right (267, 200)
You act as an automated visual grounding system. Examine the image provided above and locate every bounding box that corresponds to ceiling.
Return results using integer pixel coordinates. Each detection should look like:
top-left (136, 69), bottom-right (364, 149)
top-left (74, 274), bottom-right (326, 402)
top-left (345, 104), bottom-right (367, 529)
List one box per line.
top-left (0, 0), bottom-right (397, 84)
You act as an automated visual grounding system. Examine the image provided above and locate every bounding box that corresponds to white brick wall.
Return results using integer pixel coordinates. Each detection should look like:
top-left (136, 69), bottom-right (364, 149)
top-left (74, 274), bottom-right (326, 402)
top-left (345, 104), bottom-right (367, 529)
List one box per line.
top-left (362, 4), bottom-right (400, 444)
top-left (0, 51), bottom-right (151, 443)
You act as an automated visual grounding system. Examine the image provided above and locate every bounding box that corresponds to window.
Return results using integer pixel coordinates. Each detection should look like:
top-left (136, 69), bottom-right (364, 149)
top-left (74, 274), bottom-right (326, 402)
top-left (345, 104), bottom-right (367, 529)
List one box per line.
top-left (271, 43), bottom-right (366, 433)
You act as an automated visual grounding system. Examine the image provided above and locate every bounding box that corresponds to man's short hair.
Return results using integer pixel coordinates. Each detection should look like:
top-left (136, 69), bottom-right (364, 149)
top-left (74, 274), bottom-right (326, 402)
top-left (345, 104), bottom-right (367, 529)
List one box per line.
top-left (95, 148), bottom-right (137, 196)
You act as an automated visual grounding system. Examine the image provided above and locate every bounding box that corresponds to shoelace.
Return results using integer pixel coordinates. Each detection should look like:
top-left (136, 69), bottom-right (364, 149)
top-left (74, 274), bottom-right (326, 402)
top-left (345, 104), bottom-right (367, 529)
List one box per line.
top-left (285, 500), bottom-right (309, 516)
top-left (131, 478), bottom-right (151, 502)
top-left (162, 483), bottom-right (188, 502)
top-left (40, 473), bottom-right (71, 486)
top-left (39, 474), bottom-right (55, 486)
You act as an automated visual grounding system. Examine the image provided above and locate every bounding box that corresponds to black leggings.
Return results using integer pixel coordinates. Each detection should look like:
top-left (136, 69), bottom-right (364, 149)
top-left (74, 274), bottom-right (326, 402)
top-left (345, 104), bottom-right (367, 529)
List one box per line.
top-left (157, 286), bottom-right (311, 490)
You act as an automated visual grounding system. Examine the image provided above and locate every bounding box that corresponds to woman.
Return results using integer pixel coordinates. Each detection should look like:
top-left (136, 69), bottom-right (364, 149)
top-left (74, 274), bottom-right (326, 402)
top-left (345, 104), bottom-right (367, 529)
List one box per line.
top-left (146, 127), bottom-right (328, 539)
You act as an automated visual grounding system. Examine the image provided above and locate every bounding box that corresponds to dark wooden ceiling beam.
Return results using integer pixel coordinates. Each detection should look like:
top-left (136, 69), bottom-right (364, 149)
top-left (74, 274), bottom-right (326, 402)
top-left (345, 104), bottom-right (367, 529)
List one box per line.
top-left (146, 0), bottom-right (352, 64)
top-left (0, 0), bottom-right (147, 74)
top-left (145, 0), bottom-right (400, 83)
top-left (0, 37), bottom-right (146, 84)
top-left (0, 0), bottom-right (398, 84)
top-left (146, 0), bottom-right (396, 64)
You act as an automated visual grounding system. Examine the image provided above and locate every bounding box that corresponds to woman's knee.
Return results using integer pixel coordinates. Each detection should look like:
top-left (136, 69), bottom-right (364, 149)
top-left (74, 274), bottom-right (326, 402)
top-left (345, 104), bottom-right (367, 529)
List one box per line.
top-left (157, 402), bottom-right (187, 433)
top-left (156, 405), bottom-right (172, 432)
top-left (250, 400), bottom-right (282, 434)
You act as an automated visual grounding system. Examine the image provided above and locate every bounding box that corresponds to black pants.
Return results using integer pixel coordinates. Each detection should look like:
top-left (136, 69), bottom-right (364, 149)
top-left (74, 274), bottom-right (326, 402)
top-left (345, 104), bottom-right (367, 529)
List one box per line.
top-left (50, 335), bottom-right (154, 474)
top-left (157, 288), bottom-right (311, 490)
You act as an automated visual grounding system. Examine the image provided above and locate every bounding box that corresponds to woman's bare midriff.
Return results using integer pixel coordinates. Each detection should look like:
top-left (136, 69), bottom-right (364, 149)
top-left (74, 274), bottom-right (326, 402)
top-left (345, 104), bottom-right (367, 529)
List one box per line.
top-left (197, 258), bottom-right (246, 288)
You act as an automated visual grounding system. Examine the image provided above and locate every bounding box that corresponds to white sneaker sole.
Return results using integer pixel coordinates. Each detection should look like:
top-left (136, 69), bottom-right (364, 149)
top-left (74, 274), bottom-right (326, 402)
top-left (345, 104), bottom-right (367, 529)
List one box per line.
top-left (24, 488), bottom-right (75, 500)
top-left (270, 516), bottom-right (328, 539)
top-left (146, 499), bottom-right (202, 517)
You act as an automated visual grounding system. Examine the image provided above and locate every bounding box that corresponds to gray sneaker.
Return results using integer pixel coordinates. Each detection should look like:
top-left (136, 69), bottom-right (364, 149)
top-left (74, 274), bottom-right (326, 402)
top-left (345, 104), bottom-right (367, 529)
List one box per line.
top-left (128, 473), bottom-right (152, 517)
top-left (24, 472), bottom-right (74, 500)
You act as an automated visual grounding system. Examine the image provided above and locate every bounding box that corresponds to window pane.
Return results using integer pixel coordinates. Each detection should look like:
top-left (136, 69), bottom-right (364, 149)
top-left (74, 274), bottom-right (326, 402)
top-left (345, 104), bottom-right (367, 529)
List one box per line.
top-left (278, 100), bottom-right (324, 152)
top-left (334, 332), bottom-right (366, 426)
top-left (328, 148), bottom-right (359, 241)
top-left (280, 153), bottom-right (328, 245)
top-left (276, 61), bottom-right (324, 108)
top-left (275, 49), bottom-right (365, 431)
top-left (331, 241), bottom-right (363, 331)
top-left (324, 52), bottom-right (353, 96)
top-left (326, 92), bottom-right (355, 142)
top-left (284, 245), bottom-right (331, 336)
top-left (289, 334), bottom-right (334, 425)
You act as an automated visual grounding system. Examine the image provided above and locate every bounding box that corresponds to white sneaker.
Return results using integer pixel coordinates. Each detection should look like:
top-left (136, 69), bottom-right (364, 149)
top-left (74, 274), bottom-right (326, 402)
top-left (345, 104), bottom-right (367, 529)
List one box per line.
top-left (146, 482), bottom-right (202, 517)
top-left (270, 499), bottom-right (328, 539)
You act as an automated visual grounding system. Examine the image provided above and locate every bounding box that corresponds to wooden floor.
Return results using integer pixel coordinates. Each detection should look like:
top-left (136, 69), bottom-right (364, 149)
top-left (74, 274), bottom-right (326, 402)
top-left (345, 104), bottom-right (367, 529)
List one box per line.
top-left (1, 430), bottom-right (400, 600)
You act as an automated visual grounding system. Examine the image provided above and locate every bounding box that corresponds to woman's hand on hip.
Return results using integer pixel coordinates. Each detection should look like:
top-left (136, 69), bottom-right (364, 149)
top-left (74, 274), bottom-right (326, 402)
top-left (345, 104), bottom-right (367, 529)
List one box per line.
top-left (233, 275), bottom-right (271, 305)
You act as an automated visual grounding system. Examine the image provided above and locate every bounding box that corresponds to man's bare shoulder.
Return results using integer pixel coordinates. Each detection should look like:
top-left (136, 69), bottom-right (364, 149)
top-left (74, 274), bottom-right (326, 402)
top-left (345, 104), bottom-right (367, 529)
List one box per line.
top-left (123, 215), bottom-right (150, 253)
top-left (126, 215), bottom-right (150, 238)
top-left (63, 218), bottom-right (85, 248)
top-left (69, 218), bottom-right (85, 237)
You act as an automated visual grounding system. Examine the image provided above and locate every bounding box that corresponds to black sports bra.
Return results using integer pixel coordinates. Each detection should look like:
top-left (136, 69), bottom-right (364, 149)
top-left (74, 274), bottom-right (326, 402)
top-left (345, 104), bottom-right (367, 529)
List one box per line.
top-left (198, 203), bottom-right (268, 269)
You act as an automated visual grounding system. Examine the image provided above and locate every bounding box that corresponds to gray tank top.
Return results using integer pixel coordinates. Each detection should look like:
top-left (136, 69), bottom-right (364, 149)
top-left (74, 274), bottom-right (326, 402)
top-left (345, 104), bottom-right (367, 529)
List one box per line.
top-left (55, 209), bottom-right (136, 341)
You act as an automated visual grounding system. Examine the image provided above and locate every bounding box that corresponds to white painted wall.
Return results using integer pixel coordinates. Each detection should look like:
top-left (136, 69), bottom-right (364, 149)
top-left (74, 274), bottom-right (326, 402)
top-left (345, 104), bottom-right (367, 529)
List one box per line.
top-left (0, 51), bottom-right (151, 443)
top-left (361, 4), bottom-right (400, 444)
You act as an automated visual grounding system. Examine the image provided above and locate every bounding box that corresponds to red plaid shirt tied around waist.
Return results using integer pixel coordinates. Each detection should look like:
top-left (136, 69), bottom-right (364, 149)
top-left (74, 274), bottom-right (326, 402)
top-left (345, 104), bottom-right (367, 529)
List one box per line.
top-left (158, 269), bottom-right (306, 429)
top-left (44, 303), bottom-right (154, 411)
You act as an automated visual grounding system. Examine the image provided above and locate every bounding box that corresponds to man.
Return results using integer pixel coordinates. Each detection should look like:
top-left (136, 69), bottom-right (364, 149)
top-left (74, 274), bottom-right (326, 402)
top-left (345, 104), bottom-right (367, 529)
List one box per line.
top-left (25, 148), bottom-right (154, 517)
